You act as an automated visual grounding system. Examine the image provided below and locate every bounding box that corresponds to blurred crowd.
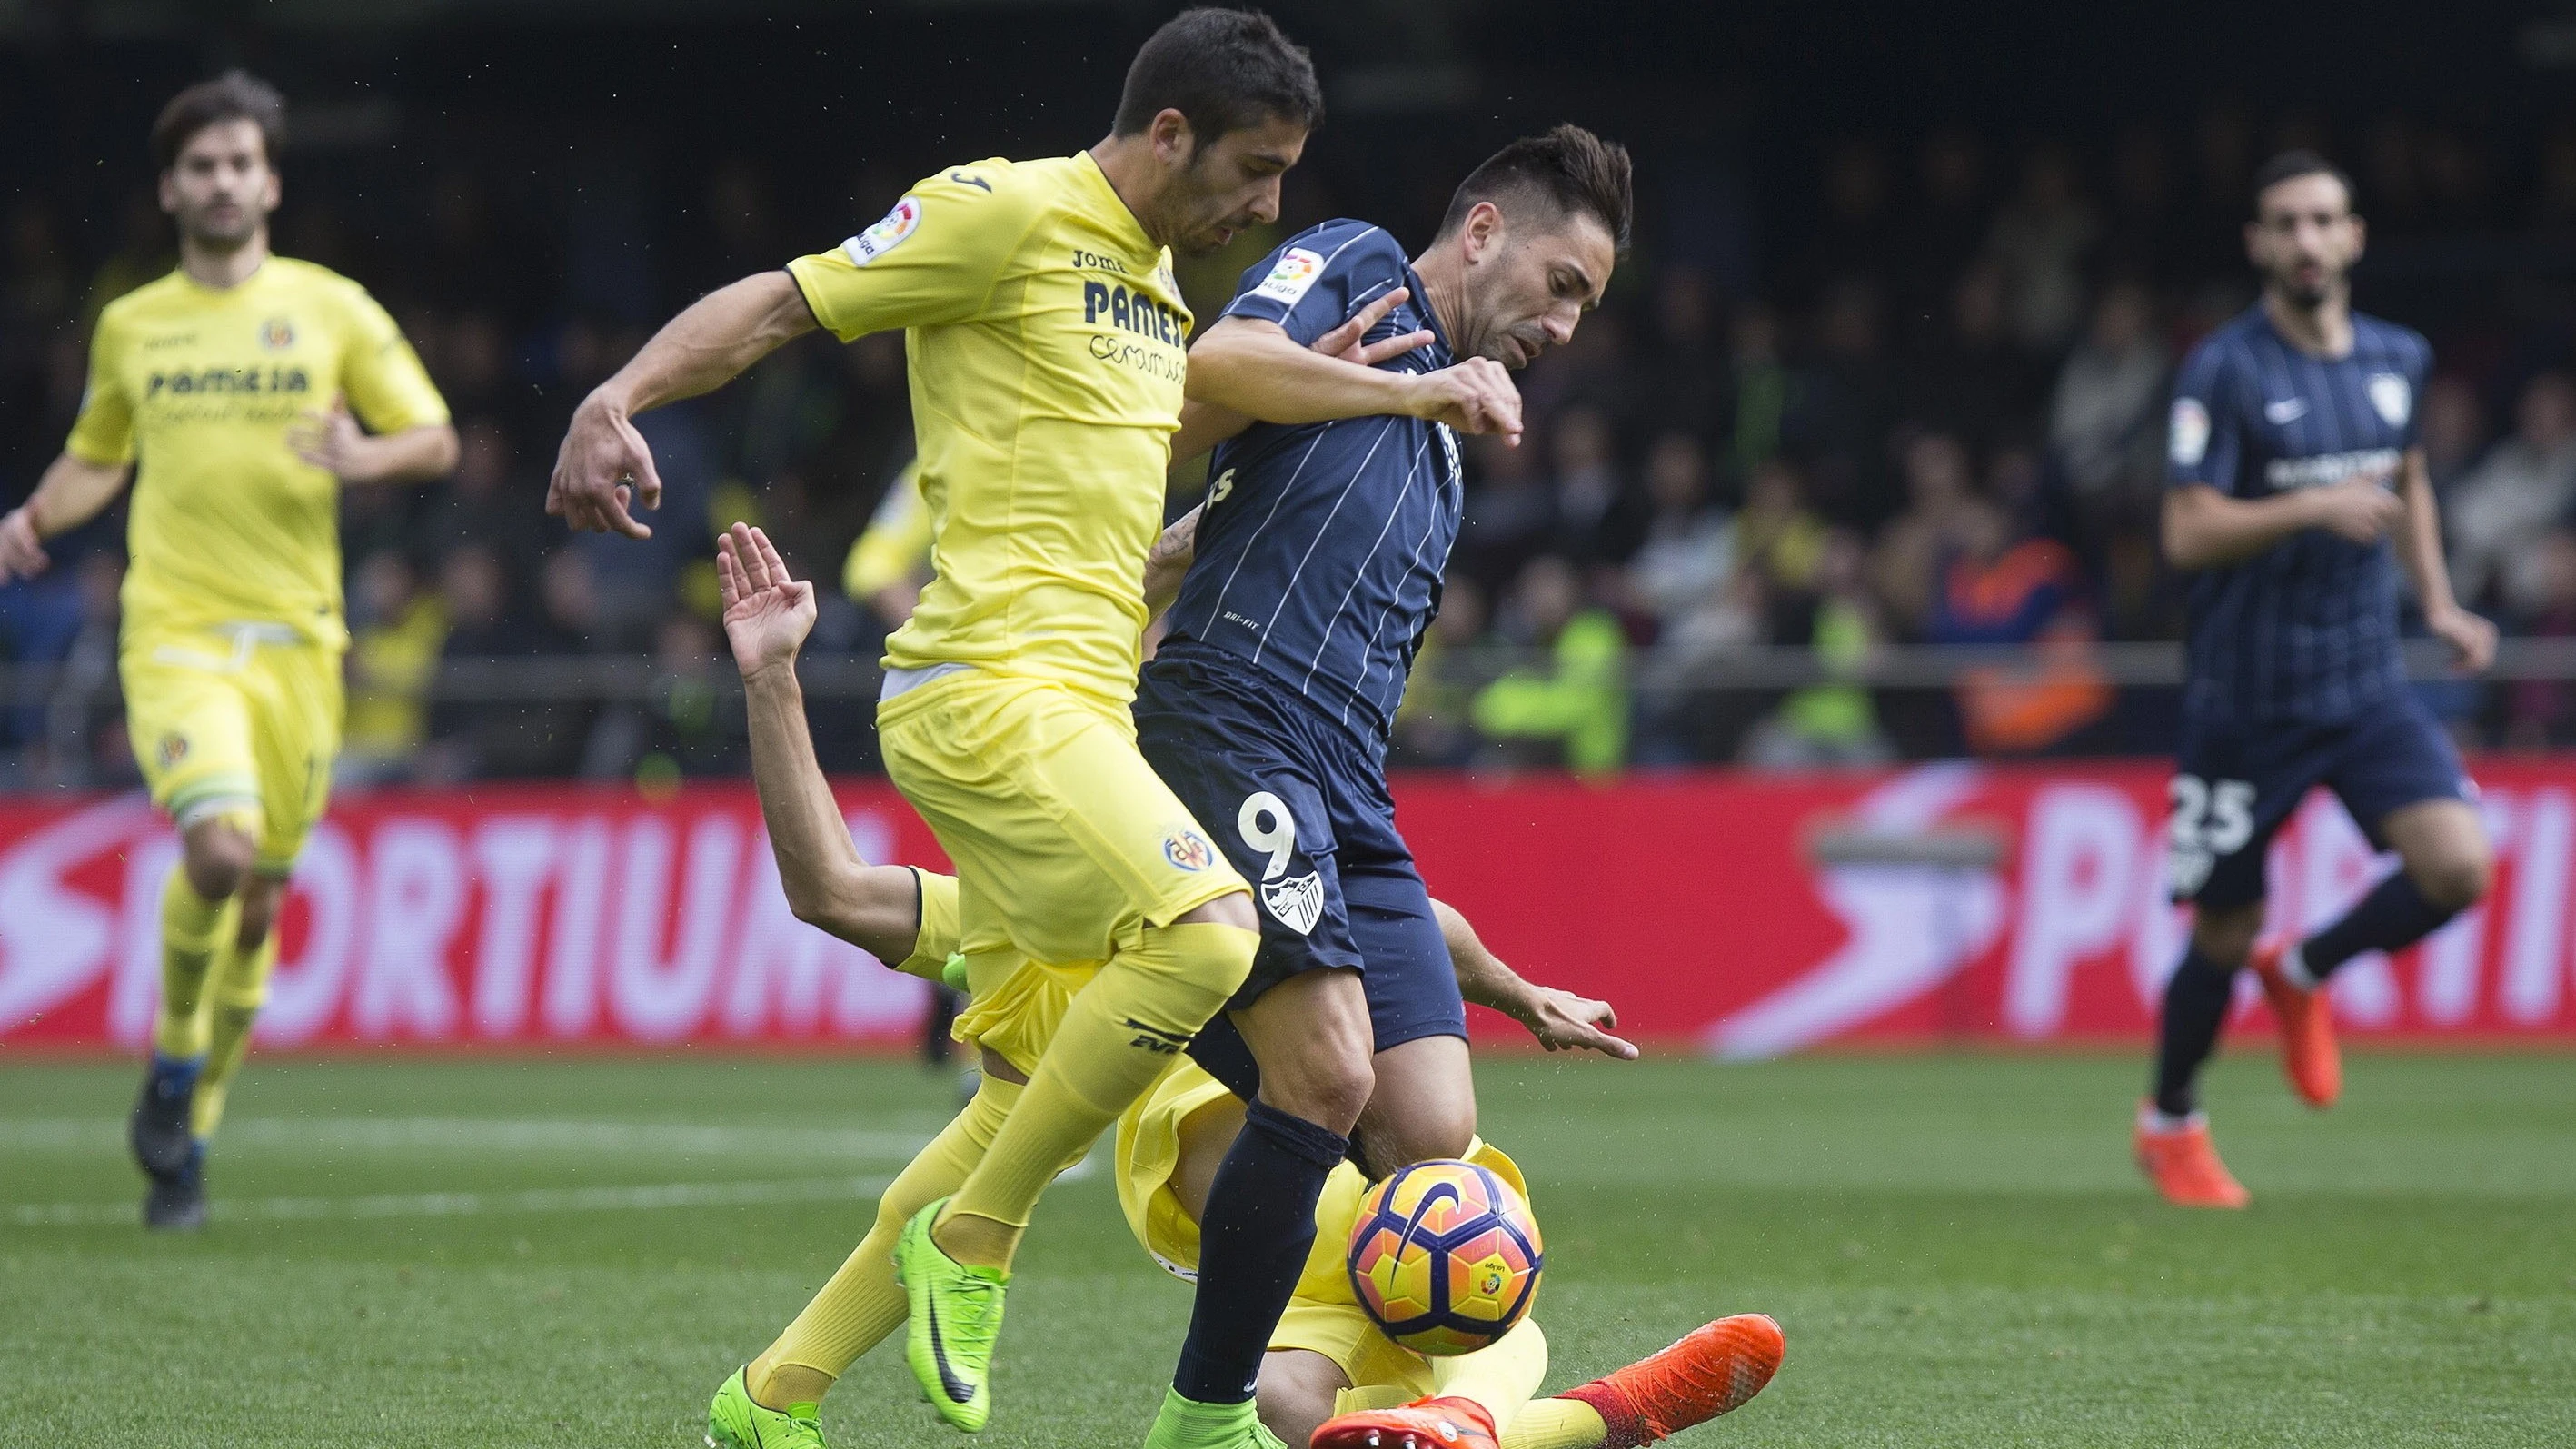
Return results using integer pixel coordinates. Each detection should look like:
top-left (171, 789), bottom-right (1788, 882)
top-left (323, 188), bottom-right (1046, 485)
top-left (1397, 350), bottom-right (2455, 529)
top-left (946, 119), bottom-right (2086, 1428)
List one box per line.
top-left (5, 104), bottom-right (2576, 788)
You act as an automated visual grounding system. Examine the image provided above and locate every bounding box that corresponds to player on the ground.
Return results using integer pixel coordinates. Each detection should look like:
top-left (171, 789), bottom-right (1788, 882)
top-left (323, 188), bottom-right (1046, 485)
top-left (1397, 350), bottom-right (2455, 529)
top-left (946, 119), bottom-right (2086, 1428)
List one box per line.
top-left (1126, 125), bottom-right (1626, 1449)
top-left (700, 522), bottom-right (1619, 1449)
top-left (553, 13), bottom-right (1519, 1433)
top-left (1113, 1062), bottom-right (1783, 1449)
top-left (0, 72), bottom-right (456, 1231)
top-left (2142, 149), bottom-right (2496, 1208)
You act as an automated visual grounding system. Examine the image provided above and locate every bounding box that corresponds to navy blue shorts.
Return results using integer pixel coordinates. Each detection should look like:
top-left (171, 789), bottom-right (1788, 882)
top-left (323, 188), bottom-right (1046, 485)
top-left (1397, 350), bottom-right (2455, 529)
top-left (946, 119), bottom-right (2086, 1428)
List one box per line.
top-left (1133, 648), bottom-right (1467, 1053)
top-left (2170, 695), bottom-right (2472, 912)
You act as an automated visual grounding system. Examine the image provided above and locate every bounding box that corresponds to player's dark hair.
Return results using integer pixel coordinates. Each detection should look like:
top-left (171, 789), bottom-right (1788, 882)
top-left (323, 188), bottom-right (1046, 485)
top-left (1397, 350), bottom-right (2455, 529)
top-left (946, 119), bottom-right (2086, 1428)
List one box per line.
top-left (152, 70), bottom-right (286, 172)
top-left (1436, 124), bottom-right (1635, 253)
top-left (1112, 7), bottom-right (1322, 144)
top-left (2251, 149), bottom-right (2355, 215)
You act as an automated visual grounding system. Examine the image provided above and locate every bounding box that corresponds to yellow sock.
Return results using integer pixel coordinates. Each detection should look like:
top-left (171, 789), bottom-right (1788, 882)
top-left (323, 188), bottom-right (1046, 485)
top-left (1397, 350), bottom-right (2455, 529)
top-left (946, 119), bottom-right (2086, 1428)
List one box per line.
top-left (153, 870), bottom-right (235, 1061)
top-left (1432, 1320), bottom-right (1549, 1434)
top-left (1501, 1400), bottom-right (1608, 1449)
top-left (746, 1077), bottom-right (1026, 1410)
top-left (935, 920), bottom-right (1254, 1268)
top-left (190, 927), bottom-right (278, 1139)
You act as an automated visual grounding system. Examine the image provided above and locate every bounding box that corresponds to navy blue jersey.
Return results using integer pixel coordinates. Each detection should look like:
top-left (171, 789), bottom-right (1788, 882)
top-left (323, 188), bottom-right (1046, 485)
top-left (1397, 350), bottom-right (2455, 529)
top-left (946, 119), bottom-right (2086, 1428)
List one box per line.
top-left (2165, 304), bottom-right (2432, 725)
top-left (1164, 219), bottom-right (1465, 754)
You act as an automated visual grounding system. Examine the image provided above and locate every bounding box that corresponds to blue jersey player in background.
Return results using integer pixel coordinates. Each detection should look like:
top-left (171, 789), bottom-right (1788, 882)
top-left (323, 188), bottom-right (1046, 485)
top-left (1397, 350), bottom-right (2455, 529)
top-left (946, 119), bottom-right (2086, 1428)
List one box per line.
top-left (2137, 151), bottom-right (2499, 1209)
top-left (1130, 126), bottom-right (1631, 1449)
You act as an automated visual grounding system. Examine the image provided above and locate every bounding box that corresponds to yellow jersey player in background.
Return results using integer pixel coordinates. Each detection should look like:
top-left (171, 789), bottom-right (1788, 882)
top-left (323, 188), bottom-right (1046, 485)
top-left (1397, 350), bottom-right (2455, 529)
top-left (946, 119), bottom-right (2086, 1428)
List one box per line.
top-left (549, 12), bottom-right (1338, 1441)
top-left (0, 72), bottom-right (456, 1232)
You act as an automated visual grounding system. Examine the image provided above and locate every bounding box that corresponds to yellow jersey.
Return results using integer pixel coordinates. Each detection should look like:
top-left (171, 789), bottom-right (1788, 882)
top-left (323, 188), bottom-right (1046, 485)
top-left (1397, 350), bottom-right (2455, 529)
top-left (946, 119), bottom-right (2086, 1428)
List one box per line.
top-left (788, 153), bottom-right (1191, 705)
top-left (65, 257), bottom-right (449, 650)
top-left (842, 460), bottom-right (932, 601)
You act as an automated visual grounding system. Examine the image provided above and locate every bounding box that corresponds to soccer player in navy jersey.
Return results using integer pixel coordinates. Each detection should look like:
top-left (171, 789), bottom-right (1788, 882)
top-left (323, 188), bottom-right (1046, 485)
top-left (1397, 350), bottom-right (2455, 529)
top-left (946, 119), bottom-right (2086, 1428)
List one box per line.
top-left (1129, 126), bottom-right (1632, 1449)
top-left (2139, 150), bottom-right (2497, 1208)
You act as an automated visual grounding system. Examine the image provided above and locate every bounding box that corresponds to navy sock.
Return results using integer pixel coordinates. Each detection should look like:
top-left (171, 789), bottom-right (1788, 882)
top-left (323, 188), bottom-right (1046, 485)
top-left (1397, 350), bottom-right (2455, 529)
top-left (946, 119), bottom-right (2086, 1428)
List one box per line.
top-left (2152, 947), bottom-right (2236, 1117)
top-left (2302, 872), bottom-right (2461, 980)
top-left (1171, 1100), bottom-right (1349, 1404)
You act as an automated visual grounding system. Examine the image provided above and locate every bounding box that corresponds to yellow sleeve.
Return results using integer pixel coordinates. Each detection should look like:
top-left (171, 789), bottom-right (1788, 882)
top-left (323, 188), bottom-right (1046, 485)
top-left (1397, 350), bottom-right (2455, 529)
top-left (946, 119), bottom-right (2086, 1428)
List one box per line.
top-left (786, 163), bottom-right (1043, 342)
top-left (890, 866), bottom-right (962, 981)
top-left (842, 461), bottom-right (932, 599)
top-left (63, 309), bottom-right (134, 467)
top-left (337, 287), bottom-right (450, 433)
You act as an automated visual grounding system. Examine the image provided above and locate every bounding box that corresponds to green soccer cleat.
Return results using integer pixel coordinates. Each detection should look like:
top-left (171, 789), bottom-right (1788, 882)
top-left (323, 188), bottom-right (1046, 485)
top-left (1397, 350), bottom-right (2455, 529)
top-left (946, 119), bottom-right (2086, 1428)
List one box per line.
top-left (707, 1366), bottom-right (826, 1449)
top-left (895, 1196), bottom-right (1009, 1432)
top-left (1141, 1388), bottom-right (1286, 1449)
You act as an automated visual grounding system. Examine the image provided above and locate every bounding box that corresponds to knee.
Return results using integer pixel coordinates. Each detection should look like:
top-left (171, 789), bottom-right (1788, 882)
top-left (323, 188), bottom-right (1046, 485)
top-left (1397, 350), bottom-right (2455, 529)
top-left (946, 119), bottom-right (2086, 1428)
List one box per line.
top-left (182, 833), bottom-right (254, 904)
top-left (2190, 905), bottom-right (2263, 968)
top-left (1359, 1096), bottom-right (1477, 1176)
top-left (2410, 847), bottom-right (2492, 913)
top-left (1262, 1035), bottom-right (1373, 1136)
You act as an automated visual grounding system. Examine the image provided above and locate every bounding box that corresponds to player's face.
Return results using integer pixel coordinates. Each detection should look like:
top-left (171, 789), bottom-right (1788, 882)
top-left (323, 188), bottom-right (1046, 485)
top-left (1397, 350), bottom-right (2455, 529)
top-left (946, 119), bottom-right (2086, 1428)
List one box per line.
top-left (1164, 114), bottom-right (1307, 256)
top-left (160, 118), bottom-right (279, 251)
top-left (1464, 209), bottom-right (1616, 369)
top-left (2246, 173), bottom-right (2363, 310)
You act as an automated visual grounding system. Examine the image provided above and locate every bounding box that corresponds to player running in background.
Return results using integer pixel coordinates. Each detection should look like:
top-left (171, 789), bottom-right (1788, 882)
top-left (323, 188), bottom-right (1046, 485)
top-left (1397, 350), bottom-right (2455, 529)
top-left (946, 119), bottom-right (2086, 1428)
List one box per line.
top-left (2141, 150), bottom-right (2496, 1207)
top-left (1128, 125), bottom-right (1626, 1449)
top-left (0, 72), bottom-right (456, 1231)
top-left (701, 521), bottom-right (1607, 1449)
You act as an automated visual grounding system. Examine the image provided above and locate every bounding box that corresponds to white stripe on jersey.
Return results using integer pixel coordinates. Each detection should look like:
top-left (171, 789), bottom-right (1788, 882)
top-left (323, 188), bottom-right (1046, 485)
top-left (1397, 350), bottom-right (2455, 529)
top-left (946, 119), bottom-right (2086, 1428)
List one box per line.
top-left (1300, 421), bottom-right (1432, 696)
top-left (1248, 415), bottom-right (1403, 666)
top-left (1198, 423), bottom-right (1338, 636)
top-left (1344, 425), bottom-right (1463, 728)
top-left (1218, 225), bottom-right (1389, 323)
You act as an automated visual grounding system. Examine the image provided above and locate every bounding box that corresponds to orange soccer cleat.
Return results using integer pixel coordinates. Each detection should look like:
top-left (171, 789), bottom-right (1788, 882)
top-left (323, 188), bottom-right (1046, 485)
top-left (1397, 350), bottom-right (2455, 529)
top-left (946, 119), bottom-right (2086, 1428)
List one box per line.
top-left (1308, 1395), bottom-right (1497, 1449)
top-left (2249, 942), bottom-right (2342, 1108)
top-left (2133, 1102), bottom-right (2250, 1208)
top-left (1557, 1314), bottom-right (1786, 1449)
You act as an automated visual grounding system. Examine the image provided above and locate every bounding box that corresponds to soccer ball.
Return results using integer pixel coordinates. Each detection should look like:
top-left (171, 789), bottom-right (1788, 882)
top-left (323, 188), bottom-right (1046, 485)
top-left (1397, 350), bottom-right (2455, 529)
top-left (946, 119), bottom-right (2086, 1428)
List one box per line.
top-left (1346, 1158), bottom-right (1543, 1355)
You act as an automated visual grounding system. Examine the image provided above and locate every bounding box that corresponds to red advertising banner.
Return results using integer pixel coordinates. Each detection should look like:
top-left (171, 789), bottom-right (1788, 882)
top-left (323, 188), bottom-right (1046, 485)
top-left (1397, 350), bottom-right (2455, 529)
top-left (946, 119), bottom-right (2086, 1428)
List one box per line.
top-left (5, 762), bottom-right (2575, 1053)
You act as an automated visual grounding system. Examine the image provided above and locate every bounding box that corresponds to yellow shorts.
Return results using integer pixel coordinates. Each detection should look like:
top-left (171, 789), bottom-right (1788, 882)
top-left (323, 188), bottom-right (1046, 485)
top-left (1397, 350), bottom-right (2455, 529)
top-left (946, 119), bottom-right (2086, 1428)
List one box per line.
top-left (879, 667), bottom-right (1248, 978)
top-left (1109, 1059), bottom-right (1537, 1390)
top-left (121, 621), bottom-right (343, 873)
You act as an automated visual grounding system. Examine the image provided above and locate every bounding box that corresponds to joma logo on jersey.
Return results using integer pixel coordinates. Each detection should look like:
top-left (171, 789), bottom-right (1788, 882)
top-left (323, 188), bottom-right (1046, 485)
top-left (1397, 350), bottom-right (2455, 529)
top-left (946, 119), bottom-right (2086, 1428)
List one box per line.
top-left (1082, 282), bottom-right (1185, 346)
top-left (144, 366), bottom-right (312, 398)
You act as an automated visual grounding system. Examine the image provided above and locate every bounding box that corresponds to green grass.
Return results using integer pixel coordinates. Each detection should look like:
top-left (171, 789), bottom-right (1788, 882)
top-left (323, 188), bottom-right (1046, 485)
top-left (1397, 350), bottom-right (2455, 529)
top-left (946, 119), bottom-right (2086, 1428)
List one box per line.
top-left (3, 1051), bottom-right (2571, 1447)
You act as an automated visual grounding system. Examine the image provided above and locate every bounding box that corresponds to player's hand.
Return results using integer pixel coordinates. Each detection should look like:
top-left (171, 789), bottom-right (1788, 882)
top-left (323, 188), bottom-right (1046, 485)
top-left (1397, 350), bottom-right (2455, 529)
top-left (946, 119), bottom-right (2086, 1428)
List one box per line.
top-left (717, 522), bottom-right (816, 678)
top-left (2305, 476), bottom-right (2404, 546)
top-left (549, 391), bottom-right (661, 539)
top-left (0, 508), bottom-right (49, 582)
top-left (287, 402), bottom-right (383, 482)
top-left (1407, 357), bottom-right (1523, 445)
top-left (2428, 601), bottom-right (2499, 673)
top-left (1312, 286), bottom-right (1435, 369)
top-left (1509, 985), bottom-right (1639, 1059)
top-left (1143, 502), bottom-right (1204, 619)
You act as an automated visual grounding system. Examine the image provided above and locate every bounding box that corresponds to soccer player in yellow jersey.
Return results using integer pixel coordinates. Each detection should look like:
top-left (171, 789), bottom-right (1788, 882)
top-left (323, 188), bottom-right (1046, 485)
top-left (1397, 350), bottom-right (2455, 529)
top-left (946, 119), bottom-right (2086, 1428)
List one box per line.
top-left (555, 12), bottom-right (1513, 1441)
top-left (0, 72), bottom-right (455, 1232)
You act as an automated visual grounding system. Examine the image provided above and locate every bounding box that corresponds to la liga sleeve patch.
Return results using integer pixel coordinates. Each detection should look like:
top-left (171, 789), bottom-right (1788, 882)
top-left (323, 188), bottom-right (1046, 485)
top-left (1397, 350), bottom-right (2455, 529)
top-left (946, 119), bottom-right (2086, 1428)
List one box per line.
top-left (1252, 246), bottom-right (1327, 307)
top-left (2170, 397), bottom-right (2211, 468)
top-left (840, 195), bottom-right (922, 266)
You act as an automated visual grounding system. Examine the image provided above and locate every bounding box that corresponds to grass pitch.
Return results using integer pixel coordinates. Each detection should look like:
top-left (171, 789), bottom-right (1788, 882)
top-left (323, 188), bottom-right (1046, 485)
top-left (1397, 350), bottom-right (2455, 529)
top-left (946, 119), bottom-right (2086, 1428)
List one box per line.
top-left (2, 1050), bottom-right (2571, 1447)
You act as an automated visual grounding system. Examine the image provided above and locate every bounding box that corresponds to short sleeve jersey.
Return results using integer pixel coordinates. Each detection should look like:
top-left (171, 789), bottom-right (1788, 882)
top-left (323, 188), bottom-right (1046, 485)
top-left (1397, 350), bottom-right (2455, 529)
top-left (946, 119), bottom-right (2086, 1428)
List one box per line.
top-left (2164, 304), bottom-right (2432, 725)
top-left (788, 154), bottom-right (1192, 705)
top-left (1162, 221), bottom-right (1464, 751)
top-left (65, 258), bottom-right (449, 647)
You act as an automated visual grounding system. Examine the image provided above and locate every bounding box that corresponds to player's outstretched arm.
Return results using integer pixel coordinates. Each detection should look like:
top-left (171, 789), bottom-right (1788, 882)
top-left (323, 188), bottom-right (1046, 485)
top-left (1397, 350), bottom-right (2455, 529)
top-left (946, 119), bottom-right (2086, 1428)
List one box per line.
top-left (1169, 287), bottom-right (1436, 466)
top-left (1432, 898), bottom-right (1638, 1059)
top-left (0, 453), bottom-right (132, 582)
top-left (1189, 315), bottom-right (1520, 443)
top-left (2162, 476), bottom-right (2403, 571)
top-left (719, 521), bottom-right (925, 964)
top-left (2392, 447), bottom-right (2498, 671)
top-left (551, 272), bottom-right (818, 539)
